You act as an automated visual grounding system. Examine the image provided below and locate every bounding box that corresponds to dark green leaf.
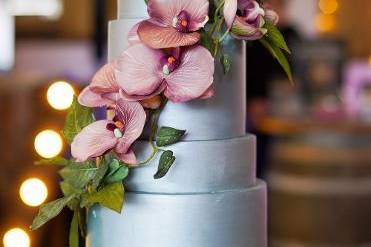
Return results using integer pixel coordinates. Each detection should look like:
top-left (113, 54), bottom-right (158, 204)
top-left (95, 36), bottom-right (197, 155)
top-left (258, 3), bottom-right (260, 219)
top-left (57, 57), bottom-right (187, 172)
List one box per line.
top-left (91, 159), bottom-right (109, 191)
top-left (220, 53), bottom-right (232, 74)
top-left (156, 127), bottom-right (186, 147)
top-left (104, 159), bottom-right (129, 184)
top-left (69, 212), bottom-right (79, 247)
top-left (31, 195), bottom-right (75, 230)
top-left (200, 30), bottom-right (215, 54)
top-left (264, 20), bottom-right (291, 54)
top-left (63, 96), bottom-right (95, 144)
top-left (260, 38), bottom-right (293, 82)
top-left (35, 156), bottom-right (70, 166)
top-left (144, 0), bottom-right (149, 5)
top-left (81, 182), bottom-right (125, 213)
top-left (154, 151), bottom-right (176, 179)
top-left (59, 162), bottom-right (97, 189)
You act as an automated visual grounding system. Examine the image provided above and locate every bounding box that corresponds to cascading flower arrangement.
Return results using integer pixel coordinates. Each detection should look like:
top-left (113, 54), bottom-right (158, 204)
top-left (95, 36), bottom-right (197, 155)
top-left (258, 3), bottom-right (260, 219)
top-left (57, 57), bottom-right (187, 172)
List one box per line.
top-left (31, 0), bottom-right (291, 245)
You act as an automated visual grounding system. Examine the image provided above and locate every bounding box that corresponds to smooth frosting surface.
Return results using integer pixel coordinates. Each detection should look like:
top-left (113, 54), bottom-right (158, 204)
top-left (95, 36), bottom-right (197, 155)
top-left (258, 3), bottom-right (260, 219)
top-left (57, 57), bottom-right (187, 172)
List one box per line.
top-left (127, 135), bottom-right (256, 193)
top-left (87, 181), bottom-right (267, 247)
top-left (118, 0), bottom-right (148, 19)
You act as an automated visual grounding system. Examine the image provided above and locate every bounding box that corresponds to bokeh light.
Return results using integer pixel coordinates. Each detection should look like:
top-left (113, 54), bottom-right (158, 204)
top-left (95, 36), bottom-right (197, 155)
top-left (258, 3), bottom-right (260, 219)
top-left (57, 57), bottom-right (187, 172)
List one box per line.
top-left (315, 13), bottom-right (336, 32)
top-left (19, 178), bottom-right (48, 207)
top-left (3, 228), bottom-right (30, 247)
top-left (34, 130), bottom-right (63, 158)
top-left (47, 81), bottom-right (75, 110)
top-left (319, 0), bottom-right (339, 15)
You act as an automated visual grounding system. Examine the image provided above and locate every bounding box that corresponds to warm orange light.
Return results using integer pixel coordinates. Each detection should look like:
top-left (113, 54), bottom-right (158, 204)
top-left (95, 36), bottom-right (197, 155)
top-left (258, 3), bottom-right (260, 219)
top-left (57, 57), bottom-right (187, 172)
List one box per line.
top-left (34, 130), bottom-right (63, 158)
top-left (319, 0), bottom-right (339, 15)
top-left (20, 178), bottom-right (48, 207)
top-left (3, 228), bottom-right (30, 247)
top-left (47, 81), bottom-right (75, 110)
top-left (315, 13), bottom-right (336, 32)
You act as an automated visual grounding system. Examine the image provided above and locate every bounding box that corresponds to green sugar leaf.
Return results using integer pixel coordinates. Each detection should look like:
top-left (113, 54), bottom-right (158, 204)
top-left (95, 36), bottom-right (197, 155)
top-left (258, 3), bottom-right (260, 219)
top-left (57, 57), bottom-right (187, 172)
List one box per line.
top-left (59, 162), bottom-right (97, 190)
top-left (31, 194), bottom-right (75, 230)
top-left (104, 159), bottom-right (129, 184)
top-left (221, 53), bottom-right (232, 74)
top-left (81, 182), bottom-right (125, 214)
top-left (260, 38), bottom-right (293, 82)
top-left (63, 96), bottom-right (95, 144)
top-left (69, 212), bottom-right (79, 247)
top-left (91, 159), bottom-right (109, 191)
top-left (35, 156), bottom-right (70, 166)
top-left (154, 151), bottom-right (176, 179)
top-left (264, 20), bottom-right (291, 54)
top-left (156, 127), bottom-right (186, 147)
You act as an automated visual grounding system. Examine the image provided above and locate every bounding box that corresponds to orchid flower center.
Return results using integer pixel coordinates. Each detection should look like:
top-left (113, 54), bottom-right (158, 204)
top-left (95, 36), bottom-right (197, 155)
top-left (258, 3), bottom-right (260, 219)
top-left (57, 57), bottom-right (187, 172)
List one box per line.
top-left (106, 116), bottom-right (125, 139)
top-left (162, 55), bottom-right (180, 77)
top-left (172, 10), bottom-right (190, 33)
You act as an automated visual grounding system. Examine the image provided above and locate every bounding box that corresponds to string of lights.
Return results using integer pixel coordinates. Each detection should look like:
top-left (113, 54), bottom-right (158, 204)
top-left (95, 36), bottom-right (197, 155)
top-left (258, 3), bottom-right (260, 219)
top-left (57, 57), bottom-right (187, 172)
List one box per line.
top-left (2, 80), bottom-right (75, 247)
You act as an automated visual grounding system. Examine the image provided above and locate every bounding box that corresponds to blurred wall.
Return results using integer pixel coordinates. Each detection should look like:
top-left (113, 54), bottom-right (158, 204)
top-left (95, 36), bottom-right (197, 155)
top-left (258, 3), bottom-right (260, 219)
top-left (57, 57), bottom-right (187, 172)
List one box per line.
top-left (15, 0), bottom-right (117, 39)
top-left (335, 0), bottom-right (371, 57)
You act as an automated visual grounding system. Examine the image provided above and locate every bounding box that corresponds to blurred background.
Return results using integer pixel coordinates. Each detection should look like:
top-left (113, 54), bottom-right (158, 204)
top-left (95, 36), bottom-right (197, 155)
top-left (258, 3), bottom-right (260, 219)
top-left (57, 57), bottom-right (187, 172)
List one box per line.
top-left (0, 0), bottom-right (370, 246)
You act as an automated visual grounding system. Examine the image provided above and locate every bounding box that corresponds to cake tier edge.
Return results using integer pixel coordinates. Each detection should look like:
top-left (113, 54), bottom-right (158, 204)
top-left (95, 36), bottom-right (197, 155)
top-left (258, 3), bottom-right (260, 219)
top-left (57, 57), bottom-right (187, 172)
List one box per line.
top-left (127, 135), bottom-right (256, 193)
top-left (87, 180), bottom-right (267, 247)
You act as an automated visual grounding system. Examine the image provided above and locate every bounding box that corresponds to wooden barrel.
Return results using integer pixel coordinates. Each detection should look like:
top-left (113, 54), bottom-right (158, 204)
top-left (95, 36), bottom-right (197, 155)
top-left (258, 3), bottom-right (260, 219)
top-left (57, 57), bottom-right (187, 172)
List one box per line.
top-left (268, 132), bottom-right (371, 247)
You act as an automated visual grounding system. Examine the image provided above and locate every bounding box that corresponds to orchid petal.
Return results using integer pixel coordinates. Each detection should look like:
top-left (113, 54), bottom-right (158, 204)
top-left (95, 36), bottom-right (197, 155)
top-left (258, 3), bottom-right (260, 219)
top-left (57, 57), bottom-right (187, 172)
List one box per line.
top-left (224, 0), bottom-right (238, 29)
top-left (115, 100), bottom-right (146, 155)
top-left (164, 46), bottom-right (214, 103)
top-left (265, 8), bottom-right (279, 25)
top-left (71, 120), bottom-right (118, 162)
top-left (90, 63), bottom-right (119, 93)
top-left (78, 86), bottom-right (115, 107)
top-left (147, 0), bottom-right (209, 30)
top-left (138, 20), bottom-right (200, 49)
top-left (116, 150), bottom-right (137, 165)
top-left (115, 43), bottom-right (163, 96)
top-left (127, 23), bottom-right (141, 46)
top-left (199, 86), bottom-right (215, 99)
top-left (119, 84), bottom-right (166, 102)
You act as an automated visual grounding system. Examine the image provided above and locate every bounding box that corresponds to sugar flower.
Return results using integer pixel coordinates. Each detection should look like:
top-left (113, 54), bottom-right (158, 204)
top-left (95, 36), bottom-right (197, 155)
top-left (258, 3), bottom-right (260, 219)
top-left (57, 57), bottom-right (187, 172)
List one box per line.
top-left (78, 63), bottom-right (120, 107)
top-left (230, 0), bottom-right (267, 40)
top-left (115, 43), bottom-right (214, 103)
top-left (137, 0), bottom-right (209, 49)
top-left (71, 99), bottom-right (146, 165)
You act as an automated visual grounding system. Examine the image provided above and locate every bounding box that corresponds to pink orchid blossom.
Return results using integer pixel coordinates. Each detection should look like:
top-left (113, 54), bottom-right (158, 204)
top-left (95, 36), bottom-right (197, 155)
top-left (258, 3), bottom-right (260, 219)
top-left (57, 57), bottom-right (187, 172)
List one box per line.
top-left (137, 0), bottom-right (209, 49)
top-left (115, 43), bottom-right (214, 103)
top-left (71, 99), bottom-right (146, 165)
top-left (230, 0), bottom-right (267, 40)
top-left (78, 63), bottom-right (120, 107)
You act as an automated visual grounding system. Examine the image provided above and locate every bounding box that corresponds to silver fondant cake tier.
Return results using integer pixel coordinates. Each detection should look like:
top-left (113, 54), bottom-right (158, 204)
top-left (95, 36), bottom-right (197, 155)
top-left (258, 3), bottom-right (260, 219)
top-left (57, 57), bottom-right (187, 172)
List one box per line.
top-left (87, 181), bottom-right (267, 247)
top-left (127, 135), bottom-right (256, 193)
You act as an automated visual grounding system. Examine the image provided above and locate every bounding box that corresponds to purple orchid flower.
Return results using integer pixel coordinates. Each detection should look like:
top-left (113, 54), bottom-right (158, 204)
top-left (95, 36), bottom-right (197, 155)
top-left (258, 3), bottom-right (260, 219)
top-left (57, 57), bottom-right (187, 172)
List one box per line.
top-left (115, 43), bottom-right (214, 103)
top-left (137, 0), bottom-right (209, 49)
top-left (224, 0), bottom-right (279, 40)
top-left (71, 99), bottom-right (146, 165)
top-left (78, 63), bottom-right (120, 107)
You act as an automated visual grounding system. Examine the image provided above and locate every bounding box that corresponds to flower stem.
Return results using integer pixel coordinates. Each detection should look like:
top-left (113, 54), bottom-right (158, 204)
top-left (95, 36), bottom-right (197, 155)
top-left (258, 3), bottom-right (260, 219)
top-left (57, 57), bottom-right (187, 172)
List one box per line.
top-left (134, 99), bottom-right (168, 168)
top-left (219, 29), bottom-right (230, 43)
top-left (209, 0), bottom-right (224, 36)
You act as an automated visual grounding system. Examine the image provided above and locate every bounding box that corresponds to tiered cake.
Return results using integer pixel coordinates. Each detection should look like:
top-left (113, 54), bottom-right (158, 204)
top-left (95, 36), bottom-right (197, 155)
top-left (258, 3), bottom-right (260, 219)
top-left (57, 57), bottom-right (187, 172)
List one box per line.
top-left (86, 1), bottom-right (267, 246)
